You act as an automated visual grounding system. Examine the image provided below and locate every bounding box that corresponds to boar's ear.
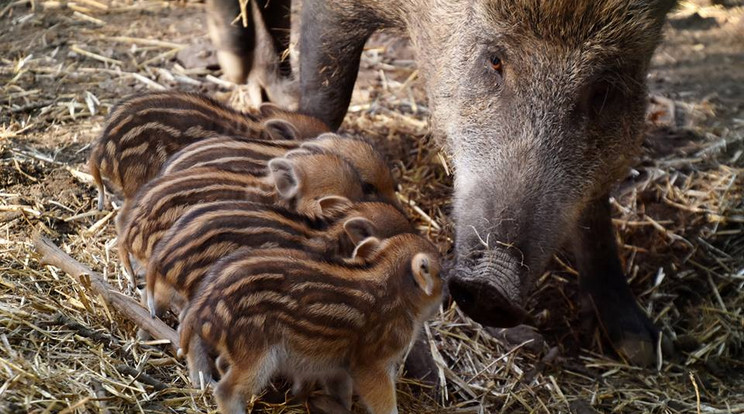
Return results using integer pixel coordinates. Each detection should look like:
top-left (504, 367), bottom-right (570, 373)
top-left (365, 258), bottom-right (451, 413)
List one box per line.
top-left (268, 157), bottom-right (299, 199)
top-left (264, 119), bottom-right (299, 140)
top-left (352, 236), bottom-right (381, 259)
top-left (259, 102), bottom-right (284, 117)
top-left (343, 217), bottom-right (378, 245)
top-left (411, 253), bottom-right (436, 296)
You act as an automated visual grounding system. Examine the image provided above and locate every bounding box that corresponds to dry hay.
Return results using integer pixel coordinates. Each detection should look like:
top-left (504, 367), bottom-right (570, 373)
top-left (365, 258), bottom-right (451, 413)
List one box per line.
top-left (1, 0), bottom-right (743, 413)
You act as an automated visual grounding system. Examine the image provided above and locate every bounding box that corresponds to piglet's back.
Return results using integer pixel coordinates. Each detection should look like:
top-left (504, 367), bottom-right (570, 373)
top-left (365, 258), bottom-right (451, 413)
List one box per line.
top-left (90, 91), bottom-right (265, 201)
top-left (117, 167), bottom-right (274, 269)
top-left (148, 200), bottom-right (330, 303)
top-left (182, 248), bottom-right (380, 357)
top-left (182, 233), bottom-right (442, 359)
top-left (160, 136), bottom-right (300, 176)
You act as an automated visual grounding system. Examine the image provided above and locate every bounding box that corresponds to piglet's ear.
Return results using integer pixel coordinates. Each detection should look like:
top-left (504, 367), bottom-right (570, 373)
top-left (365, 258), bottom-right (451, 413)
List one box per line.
top-left (412, 253), bottom-right (436, 296)
top-left (314, 132), bottom-right (339, 140)
top-left (259, 102), bottom-right (284, 117)
top-left (264, 119), bottom-right (299, 141)
top-left (299, 141), bottom-right (327, 154)
top-left (268, 158), bottom-right (299, 199)
top-left (284, 148), bottom-right (313, 158)
top-left (352, 236), bottom-right (380, 260)
top-left (343, 217), bottom-right (377, 246)
top-left (318, 196), bottom-right (352, 215)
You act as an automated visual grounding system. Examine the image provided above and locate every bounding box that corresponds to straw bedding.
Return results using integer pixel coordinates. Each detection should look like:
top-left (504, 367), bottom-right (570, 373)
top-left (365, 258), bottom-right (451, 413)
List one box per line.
top-left (1, 0), bottom-right (742, 412)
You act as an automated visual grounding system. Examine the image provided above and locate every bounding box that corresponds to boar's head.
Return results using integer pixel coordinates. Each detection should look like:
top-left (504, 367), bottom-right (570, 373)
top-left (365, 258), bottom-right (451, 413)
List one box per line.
top-left (406, 0), bottom-right (676, 327)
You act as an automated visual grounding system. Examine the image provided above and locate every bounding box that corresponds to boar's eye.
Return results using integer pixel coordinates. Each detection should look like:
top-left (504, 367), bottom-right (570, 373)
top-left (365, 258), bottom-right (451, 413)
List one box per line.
top-left (489, 56), bottom-right (503, 74)
top-left (587, 81), bottom-right (620, 118)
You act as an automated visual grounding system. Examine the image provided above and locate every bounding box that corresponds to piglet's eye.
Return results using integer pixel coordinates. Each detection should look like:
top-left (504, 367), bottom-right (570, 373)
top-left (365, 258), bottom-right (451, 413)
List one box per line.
top-left (490, 56), bottom-right (503, 73)
top-left (361, 182), bottom-right (376, 195)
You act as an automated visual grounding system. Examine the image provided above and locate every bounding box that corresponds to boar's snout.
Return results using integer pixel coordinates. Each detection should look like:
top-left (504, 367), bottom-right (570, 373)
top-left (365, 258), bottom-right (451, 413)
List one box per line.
top-left (447, 247), bottom-right (529, 328)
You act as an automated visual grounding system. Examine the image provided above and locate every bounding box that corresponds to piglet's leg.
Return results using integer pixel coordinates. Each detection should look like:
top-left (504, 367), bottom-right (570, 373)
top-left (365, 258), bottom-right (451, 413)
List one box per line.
top-left (307, 394), bottom-right (353, 414)
top-left (403, 331), bottom-right (439, 393)
top-left (215, 351), bottom-right (275, 414)
top-left (186, 336), bottom-right (216, 390)
top-left (352, 365), bottom-right (398, 414)
top-left (323, 370), bottom-right (353, 411)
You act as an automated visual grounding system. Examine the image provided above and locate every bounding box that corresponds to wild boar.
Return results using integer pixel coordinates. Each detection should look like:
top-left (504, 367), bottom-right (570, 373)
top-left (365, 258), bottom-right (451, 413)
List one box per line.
top-left (205, 0), bottom-right (678, 365)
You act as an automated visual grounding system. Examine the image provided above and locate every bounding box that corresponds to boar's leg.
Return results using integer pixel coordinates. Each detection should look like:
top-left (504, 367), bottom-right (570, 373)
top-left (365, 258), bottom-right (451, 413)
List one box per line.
top-left (299, 0), bottom-right (375, 130)
top-left (205, 0), bottom-right (255, 84)
top-left (250, 0), bottom-right (298, 108)
top-left (573, 196), bottom-right (664, 367)
top-left (254, 0), bottom-right (292, 79)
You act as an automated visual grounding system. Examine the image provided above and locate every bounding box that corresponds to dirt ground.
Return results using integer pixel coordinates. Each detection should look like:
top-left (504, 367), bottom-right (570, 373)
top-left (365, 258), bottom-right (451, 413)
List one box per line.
top-left (1, 0), bottom-right (743, 413)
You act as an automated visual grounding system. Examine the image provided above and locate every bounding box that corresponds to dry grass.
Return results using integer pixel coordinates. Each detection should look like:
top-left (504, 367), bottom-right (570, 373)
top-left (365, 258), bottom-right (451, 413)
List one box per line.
top-left (1, 0), bottom-right (743, 413)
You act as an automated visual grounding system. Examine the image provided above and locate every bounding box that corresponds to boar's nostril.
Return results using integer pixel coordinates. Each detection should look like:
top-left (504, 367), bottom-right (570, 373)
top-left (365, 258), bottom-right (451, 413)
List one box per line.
top-left (447, 276), bottom-right (527, 328)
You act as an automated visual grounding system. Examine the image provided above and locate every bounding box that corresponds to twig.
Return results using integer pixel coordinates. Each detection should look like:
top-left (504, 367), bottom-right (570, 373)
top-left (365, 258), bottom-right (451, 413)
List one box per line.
top-left (397, 193), bottom-right (442, 230)
top-left (9, 100), bottom-right (56, 114)
top-left (32, 234), bottom-right (180, 351)
top-left (70, 45), bottom-right (123, 66)
top-left (72, 10), bottom-right (106, 26)
top-left (91, 380), bottom-right (111, 414)
top-left (115, 364), bottom-right (168, 391)
top-left (50, 313), bottom-right (119, 347)
top-left (103, 36), bottom-right (184, 49)
top-left (689, 372), bottom-right (701, 414)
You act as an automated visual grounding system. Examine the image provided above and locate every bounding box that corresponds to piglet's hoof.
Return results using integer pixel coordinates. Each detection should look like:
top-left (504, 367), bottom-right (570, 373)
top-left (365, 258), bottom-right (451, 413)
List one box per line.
top-left (402, 332), bottom-right (440, 398)
top-left (307, 394), bottom-right (353, 414)
top-left (136, 328), bottom-right (152, 341)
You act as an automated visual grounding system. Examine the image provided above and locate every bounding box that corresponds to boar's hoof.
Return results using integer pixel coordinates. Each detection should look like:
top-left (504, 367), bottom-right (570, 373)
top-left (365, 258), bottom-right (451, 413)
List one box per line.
top-left (485, 325), bottom-right (545, 354)
top-left (448, 276), bottom-right (527, 328)
top-left (593, 295), bottom-right (674, 367)
top-left (616, 334), bottom-right (656, 367)
top-left (216, 50), bottom-right (250, 85)
top-left (613, 327), bottom-right (675, 367)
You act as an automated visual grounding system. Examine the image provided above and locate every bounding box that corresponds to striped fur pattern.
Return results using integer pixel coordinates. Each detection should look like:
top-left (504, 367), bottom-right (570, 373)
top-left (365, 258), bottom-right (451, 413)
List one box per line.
top-left (162, 132), bottom-right (398, 205)
top-left (88, 91), bottom-right (329, 208)
top-left (161, 136), bottom-right (300, 176)
top-left (145, 200), bottom-right (413, 319)
top-left (179, 233), bottom-right (443, 414)
top-left (117, 153), bottom-right (364, 288)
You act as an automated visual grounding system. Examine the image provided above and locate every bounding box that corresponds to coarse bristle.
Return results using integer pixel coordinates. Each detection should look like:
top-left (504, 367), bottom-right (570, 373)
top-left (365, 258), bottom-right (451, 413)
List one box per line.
top-left (1, 1), bottom-right (743, 413)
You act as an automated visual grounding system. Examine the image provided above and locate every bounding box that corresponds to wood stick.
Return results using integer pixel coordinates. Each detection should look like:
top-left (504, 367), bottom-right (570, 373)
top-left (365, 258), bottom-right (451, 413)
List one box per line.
top-left (33, 234), bottom-right (180, 351)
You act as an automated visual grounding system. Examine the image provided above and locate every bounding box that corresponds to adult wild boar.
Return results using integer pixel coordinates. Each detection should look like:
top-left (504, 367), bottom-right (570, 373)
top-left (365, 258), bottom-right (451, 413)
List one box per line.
top-left (206, 0), bottom-right (676, 366)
